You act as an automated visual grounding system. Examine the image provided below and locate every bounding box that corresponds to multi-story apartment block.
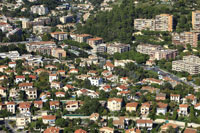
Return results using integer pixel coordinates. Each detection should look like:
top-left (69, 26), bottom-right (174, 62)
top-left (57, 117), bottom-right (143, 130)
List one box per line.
top-left (60, 15), bottom-right (73, 23)
top-left (172, 55), bottom-right (200, 75)
top-left (26, 88), bottom-right (37, 99)
top-left (50, 32), bottom-right (68, 41)
top-left (172, 32), bottom-right (200, 47)
top-left (26, 41), bottom-right (56, 53)
top-left (75, 34), bottom-right (91, 43)
top-left (134, 14), bottom-right (173, 32)
top-left (31, 5), bottom-right (49, 15)
top-left (87, 37), bottom-right (103, 47)
top-left (136, 44), bottom-right (177, 60)
top-left (192, 10), bottom-right (200, 30)
top-left (107, 98), bottom-right (122, 111)
top-left (106, 43), bottom-right (130, 54)
top-left (51, 48), bottom-right (66, 59)
top-left (155, 14), bottom-right (173, 32)
top-left (33, 26), bottom-right (51, 34)
top-left (134, 19), bottom-right (155, 31)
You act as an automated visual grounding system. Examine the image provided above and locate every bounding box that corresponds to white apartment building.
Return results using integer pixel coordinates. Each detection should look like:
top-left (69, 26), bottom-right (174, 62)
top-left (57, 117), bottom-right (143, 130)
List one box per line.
top-left (88, 77), bottom-right (103, 86)
top-left (134, 19), bottom-right (156, 31)
top-left (172, 55), bottom-right (200, 75)
top-left (31, 5), bottom-right (49, 15)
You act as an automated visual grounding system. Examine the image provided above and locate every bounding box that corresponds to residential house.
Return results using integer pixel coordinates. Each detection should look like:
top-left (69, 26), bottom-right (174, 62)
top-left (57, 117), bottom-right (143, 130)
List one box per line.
top-left (42, 115), bottom-right (56, 125)
top-left (15, 75), bottom-right (25, 83)
top-left (156, 93), bottom-right (166, 101)
top-left (8, 62), bottom-right (16, 68)
top-left (90, 113), bottom-right (99, 121)
top-left (55, 92), bottom-right (65, 98)
top-left (50, 101), bottom-right (60, 110)
top-left (0, 87), bottom-right (6, 97)
top-left (49, 74), bottom-right (58, 82)
top-left (156, 102), bottom-right (168, 115)
top-left (107, 98), bottom-right (122, 111)
top-left (116, 85), bottom-right (128, 92)
top-left (103, 61), bottom-right (115, 71)
top-left (18, 102), bottom-right (31, 114)
top-left (178, 104), bottom-right (188, 116)
top-left (51, 81), bottom-right (62, 89)
top-left (66, 101), bottom-right (81, 111)
top-left (19, 82), bottom-right (33, 91)
top-left (160, 123), bottom-right (178, 133)
top-left (184, 94), bottom-right (197, 105)
top-left (26, 88), bottom-right (37, 99)
top-left (6, 102), bottom-right (15, 114)
top-left (68, 68), bottom-right (79, 74)
top-left (170, 94), bottom-right (180, 103)
top-left (141, 102), bottom-right (151, 115)
top-left (9, 88), bottom-right (19, 98)
top-left (99, 85), bottom-right (112, 92)
top-left (126, 102), bottom-right (138, 112)
top-left (34, 101), bottom-right (43, 108)
top-left (136, 119), bottom-right (153, 129)
top-left (88, 76), bottom-right (103, 86)
top-left (16, 114), bottom-right (31, 129)
top-left (63, 84), bottom-right (75, 91)
top-left (102, 70), bottom-right (112, 77)
top-left (87, 70), bottom-right (97, 76)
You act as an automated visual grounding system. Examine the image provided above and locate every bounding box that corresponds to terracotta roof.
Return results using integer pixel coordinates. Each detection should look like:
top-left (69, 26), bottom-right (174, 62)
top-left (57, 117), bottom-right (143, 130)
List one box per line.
top-left (179, 104), bottom-right (188, 108)
top-left (74, 129), bottom-right (87, 133)
top-left (29, 75), bottom-right (36, 79)
top-left (8, 62), bottom-right (16, 64)
top-left (0, 87), bottom-right (6, 90)
top-left (195, 103), bottom-right (200, 107)
top-left (105, 61), bottom-right (114, 68)
top-left (34, 101), bottom-right (43, 105)
top-left (108, 98), bottom-right (122, 102)
top-left (87, 37), bottom-right (102, 41)
top-left (65, 84), bottom-right (74, 89)
top-left (118, 85), bottom-right (128, 90)
top-left (161, 123), bottom-right (178, 129)
top-left (170, 94), bottom-right (180, 97)
top-left (51, 31), bottom-right (67, 35)
top-left (88, 70), bottom-right (97, 74)
top-left (0, 65), bottom-right (8, 68)
top-left (90, 113), bottom-right (99, 118)
top-left (29, 41), bottom-right (55, 45)
top-left (42, 115), bottom-right (56, 120)
top-left (157, 102), bottom-right (168, 108)
top-left (77, 34), bottom-right (91, 37)
top-left (6, 102), bottom-right (15, 105)
top-left (184, 128), bottom-right (197, 133)
top-left (16, 75), bottom-right (25, 79)
top-left (185, 94), bottom-right (196, 101)
top-left (19, 82), bottom-right (33, 87)
top-left (50, 101), bottom-right (60, 106)
top-left (126, 128), bottom-right (141, 133)
top-left (136, 119), bottom-right (153, 124)
top-left (126, 102), bottom-right (138, 108)
top-left (141, 102), bottom-right (151, 108)
top-left (55, 92), bottom-right (65, 95)
top-left (66, 101), bottom-right (79, 105)
top-left (100, 127), bottom-right (114, 131)
top-left (19, 102), bottom-right (31, 108)
top-left (44, 127), bottom-right (60, 133)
